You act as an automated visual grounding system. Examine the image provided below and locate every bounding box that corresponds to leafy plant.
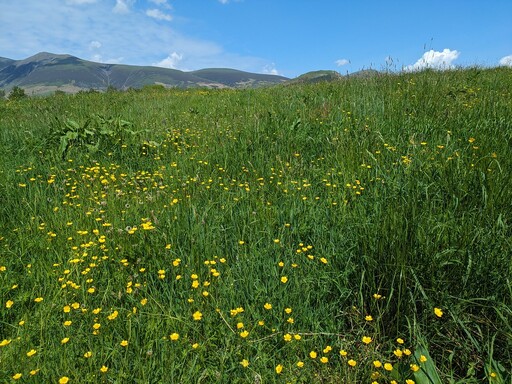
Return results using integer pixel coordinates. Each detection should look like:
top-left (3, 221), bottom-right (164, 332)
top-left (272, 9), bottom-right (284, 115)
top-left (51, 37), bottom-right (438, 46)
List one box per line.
top-left (49, 114), bottom-right (142, 158)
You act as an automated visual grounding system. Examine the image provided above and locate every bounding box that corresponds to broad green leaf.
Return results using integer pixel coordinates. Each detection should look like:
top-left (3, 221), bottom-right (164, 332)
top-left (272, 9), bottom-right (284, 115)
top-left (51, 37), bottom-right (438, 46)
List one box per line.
top-left (413, 345), bottom-right (442, 384)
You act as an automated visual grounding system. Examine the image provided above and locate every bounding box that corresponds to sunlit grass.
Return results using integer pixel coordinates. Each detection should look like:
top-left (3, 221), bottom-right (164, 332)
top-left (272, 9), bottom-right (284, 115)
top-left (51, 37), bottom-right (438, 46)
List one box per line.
top-left (1, 68), bottom-right (511, 383)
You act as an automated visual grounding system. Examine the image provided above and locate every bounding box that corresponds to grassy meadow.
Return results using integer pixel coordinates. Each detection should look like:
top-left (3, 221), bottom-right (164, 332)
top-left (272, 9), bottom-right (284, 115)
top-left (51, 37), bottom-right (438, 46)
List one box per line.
top-left (1, 68), bottom-right (511, 383)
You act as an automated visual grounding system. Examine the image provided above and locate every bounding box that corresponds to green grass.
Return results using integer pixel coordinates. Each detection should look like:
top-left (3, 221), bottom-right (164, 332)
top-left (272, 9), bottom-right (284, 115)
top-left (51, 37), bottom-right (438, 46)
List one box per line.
top-left (0, 67), bottom-right (511, 383)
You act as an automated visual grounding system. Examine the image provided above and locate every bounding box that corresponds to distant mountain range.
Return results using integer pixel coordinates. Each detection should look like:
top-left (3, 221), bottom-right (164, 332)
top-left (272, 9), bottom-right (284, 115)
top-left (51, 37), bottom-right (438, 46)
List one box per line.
top-left (0, 52), bottom-right (377, 95)
top-left (0, 52), bottom-right (290, 95)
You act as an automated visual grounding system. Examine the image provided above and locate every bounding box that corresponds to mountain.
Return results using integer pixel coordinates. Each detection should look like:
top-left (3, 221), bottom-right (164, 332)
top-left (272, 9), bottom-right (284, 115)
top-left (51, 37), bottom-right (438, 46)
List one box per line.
top-left (0, 52), bottom-right (289, 95)
top-left (190, 68), bottom-right (285, 88)
top-left (0, 56), bottom-right (15, 70)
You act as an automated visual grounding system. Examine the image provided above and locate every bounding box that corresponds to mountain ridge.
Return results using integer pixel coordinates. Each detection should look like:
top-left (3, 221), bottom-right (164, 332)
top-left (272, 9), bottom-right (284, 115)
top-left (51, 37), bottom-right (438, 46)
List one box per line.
top-left (0, 52), bottom-right (290, 95)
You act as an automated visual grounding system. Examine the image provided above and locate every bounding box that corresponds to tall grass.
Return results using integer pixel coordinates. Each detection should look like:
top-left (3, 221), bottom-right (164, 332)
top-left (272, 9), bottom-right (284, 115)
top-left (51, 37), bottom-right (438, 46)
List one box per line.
top-left (0, 68), bottom-right (511, 383)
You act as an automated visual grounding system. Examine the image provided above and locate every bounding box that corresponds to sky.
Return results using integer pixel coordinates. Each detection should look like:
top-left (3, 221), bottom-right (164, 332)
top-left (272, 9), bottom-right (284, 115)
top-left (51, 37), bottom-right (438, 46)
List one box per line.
top-left (1, 0), bottom-right (511, 78)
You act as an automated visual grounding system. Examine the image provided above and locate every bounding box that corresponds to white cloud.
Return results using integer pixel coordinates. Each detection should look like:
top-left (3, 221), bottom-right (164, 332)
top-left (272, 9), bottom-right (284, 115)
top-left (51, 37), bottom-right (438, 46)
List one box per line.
top-left (405, 48), bottom-right (460, 71)
top-left (113, 0), bottom-right (133, 14)
top-left (89, 40), bottom-right (102, 50)
top-left (335, 59), bottom-right (350, 67)
top-left (499, 55), bottom-right (512, 67)
top-left (146, 9), bottom-right (172, 21)
top-left (149, 0), bottom-right (168, 4)
top-left (154, 52), bottom-right (184, 69)
top-left (262, 63), bottom-right (282, 76)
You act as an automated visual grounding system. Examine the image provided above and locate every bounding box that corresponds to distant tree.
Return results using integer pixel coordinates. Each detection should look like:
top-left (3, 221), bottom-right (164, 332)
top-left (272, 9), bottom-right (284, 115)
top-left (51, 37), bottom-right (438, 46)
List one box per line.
top-left (8, 86), bottom-right (27, 100)
top-left (0, 89), bottom-right (5, 99)
top-left (54, 90), bottom-right (66, 97)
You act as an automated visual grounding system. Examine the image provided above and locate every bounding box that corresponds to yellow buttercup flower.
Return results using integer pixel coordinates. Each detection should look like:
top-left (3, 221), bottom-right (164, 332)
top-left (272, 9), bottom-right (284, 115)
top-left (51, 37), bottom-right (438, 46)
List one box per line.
top-left (239, 330), bottom-right (249, 338)
top-left (192, 311), bottom-right (203, 321)
top-left (240, 359), bottom-right (249, 368)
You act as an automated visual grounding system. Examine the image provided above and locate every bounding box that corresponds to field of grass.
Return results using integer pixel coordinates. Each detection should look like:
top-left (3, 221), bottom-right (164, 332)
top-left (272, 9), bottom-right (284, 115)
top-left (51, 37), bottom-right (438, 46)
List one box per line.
top-left (1, 68), bottom-right (511, 383)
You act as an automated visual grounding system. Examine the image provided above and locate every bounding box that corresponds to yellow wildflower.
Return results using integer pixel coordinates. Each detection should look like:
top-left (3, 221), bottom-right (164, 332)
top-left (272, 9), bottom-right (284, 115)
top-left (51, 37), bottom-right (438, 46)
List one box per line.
top-left (240, 359), bottom-right (249, 368)
top-left (239, 330), bottom-right (249, 338)
top-left (192, 311), bottom-right (203, 321)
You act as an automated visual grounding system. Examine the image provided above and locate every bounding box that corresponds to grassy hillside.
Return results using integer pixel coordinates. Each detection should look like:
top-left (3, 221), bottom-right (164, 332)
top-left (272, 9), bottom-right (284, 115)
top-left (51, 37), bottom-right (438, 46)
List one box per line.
top-left (0, 68), bottom-right (511, 383)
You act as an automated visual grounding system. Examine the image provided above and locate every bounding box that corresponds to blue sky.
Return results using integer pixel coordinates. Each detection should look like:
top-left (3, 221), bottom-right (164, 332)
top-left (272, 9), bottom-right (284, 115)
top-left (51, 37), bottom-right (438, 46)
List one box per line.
top-left (1, 0), bottom-right (511, 77)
